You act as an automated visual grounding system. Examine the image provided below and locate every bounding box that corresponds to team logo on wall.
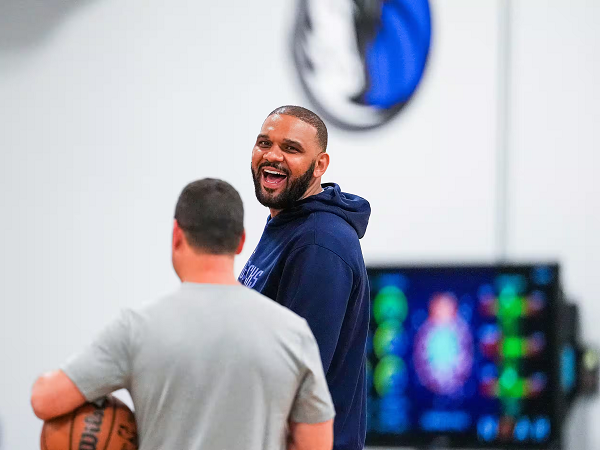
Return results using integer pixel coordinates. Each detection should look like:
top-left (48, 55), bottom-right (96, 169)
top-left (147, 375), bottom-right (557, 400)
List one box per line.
top-left (292, 0), bottom-right (432, 130)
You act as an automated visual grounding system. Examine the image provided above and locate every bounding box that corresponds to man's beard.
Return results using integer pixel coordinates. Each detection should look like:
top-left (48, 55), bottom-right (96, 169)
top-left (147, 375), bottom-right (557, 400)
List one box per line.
top-left (251, 160), bottom-right (316, 210)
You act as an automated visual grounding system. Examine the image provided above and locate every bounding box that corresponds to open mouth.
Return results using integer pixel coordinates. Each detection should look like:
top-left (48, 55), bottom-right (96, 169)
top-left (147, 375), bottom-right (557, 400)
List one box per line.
top-left (261, 168), bottom-right (288, 189)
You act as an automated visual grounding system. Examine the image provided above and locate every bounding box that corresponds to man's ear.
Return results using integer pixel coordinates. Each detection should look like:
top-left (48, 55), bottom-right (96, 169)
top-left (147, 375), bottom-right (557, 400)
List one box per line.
top-left (173, 220), bottom-right (185, 251)
top-left (236, 230), bottom-right (246, 255)
top-left (313, 152), bottom-right (330, 178)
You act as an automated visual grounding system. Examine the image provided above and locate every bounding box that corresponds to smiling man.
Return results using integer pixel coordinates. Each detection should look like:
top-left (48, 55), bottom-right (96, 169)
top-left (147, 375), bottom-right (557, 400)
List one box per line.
top-left (239, 106), bottom-right (371, 450)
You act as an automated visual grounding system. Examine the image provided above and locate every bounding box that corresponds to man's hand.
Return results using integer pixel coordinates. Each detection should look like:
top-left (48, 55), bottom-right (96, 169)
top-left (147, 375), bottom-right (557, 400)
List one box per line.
top-left (31, 370), bottom-right (86, 420)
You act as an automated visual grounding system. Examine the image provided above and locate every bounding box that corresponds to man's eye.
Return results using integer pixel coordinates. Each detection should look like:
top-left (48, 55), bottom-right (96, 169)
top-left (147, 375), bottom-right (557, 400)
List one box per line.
top-left (258, 141), bottom-right (271, 147)
top-left (285, 145), bottom-right (298, 152)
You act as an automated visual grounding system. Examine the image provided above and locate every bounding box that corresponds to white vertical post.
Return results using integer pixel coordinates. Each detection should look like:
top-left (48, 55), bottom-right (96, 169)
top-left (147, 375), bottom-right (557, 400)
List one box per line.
top-left (496, 0), bottom-right (512, 261)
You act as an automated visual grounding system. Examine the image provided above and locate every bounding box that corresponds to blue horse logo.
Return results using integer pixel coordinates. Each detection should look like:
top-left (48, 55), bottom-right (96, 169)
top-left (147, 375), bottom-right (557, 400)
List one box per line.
top-left (293, 0), bottom-right (432, 130)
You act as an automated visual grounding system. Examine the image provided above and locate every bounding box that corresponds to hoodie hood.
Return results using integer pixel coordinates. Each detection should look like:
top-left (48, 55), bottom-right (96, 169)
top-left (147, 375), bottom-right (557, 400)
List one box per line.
top-left (268, 183), bottom-right (371, 238)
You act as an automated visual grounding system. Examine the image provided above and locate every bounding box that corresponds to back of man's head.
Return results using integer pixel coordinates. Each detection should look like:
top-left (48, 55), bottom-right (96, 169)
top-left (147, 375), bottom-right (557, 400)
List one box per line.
top-left (174, 178), bottom-right (244, 254)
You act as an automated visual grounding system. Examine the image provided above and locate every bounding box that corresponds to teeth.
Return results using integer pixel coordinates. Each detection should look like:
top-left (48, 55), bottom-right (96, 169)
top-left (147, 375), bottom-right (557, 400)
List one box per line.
top-left (264, 169), bottom-right (285, 176)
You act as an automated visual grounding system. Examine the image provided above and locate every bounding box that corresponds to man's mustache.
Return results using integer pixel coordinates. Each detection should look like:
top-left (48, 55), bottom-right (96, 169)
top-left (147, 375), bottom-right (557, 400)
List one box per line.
top-left (257, 162), bottom-right (290, 176)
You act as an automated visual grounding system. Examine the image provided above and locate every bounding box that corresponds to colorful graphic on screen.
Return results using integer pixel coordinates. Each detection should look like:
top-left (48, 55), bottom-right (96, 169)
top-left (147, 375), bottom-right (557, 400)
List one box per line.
top-left (366, 265), bottom-right (558, 448)
top-left (413, 293), bottom-right (473, 395)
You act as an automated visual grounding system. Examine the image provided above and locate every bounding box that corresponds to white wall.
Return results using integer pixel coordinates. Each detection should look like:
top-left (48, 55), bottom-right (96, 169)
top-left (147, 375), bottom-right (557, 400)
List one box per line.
top-left (507, 1), bottom-right (600, 448)
top-left (333, 0), bottom-right (500, 263)
top-left (0, 0), bottom-right (596, 449)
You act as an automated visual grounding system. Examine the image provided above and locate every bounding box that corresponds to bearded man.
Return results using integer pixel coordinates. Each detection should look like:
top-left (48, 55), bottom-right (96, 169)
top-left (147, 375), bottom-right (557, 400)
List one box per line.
top-left (239, 106), bottom-right (371, 450)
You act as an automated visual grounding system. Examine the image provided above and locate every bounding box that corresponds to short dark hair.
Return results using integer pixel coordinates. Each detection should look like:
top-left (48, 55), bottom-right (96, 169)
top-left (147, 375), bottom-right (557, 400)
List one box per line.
top-left (174, 178), bottom-right (244, 254)
top-left (268, 105), bottom-right (328, 152)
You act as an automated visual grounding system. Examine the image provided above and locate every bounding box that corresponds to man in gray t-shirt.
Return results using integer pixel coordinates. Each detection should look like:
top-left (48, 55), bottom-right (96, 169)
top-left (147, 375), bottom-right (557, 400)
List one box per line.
top-left (31, 179), bottom-right (335, 450)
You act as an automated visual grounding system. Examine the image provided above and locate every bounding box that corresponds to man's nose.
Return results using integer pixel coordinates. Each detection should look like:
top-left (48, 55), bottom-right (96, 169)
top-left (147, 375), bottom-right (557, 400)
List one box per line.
top-left (263, 145), bottom-right (284, 162)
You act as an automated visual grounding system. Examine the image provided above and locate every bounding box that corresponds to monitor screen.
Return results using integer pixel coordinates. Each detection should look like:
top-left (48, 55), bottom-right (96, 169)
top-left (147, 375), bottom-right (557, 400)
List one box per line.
top-left (366, 264), bottom-right (560, 448)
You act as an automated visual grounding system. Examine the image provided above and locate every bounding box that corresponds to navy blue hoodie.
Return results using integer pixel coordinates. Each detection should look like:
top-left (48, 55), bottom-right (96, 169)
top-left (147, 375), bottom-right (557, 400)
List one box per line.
top-left (239, 183), bottom-right (371, 450)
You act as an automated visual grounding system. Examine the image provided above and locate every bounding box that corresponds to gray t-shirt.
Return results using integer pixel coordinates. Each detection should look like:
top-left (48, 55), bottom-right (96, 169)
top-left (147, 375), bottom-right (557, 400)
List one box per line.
top-left (62, 283), bottom-right (335, 450)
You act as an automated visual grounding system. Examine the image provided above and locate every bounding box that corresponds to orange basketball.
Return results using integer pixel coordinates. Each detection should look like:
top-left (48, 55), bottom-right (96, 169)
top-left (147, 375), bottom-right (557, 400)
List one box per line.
top-left (41, 395), bottom-right (138, 450)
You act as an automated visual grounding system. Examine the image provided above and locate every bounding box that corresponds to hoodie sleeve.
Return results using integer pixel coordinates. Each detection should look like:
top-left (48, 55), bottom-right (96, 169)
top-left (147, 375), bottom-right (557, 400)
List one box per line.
top-left (277, 244), bottom-right (353, 373)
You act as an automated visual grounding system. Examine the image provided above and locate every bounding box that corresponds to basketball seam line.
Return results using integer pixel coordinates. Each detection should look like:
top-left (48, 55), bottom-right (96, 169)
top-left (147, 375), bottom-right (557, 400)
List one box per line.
top-left (69, 410), bottom-right (75, 450)
top-left (102, 400), bottom-right (117, 450)
top-left (42, 424), bottom-right (48, 450)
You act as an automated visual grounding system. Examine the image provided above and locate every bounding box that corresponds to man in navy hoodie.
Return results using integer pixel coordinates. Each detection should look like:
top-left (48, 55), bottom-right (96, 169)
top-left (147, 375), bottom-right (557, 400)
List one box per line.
top-left (239, 105), bottom-right (371, 450)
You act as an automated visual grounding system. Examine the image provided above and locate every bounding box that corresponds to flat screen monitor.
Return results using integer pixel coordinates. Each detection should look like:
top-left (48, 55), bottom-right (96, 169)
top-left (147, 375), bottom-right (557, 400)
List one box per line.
top-left (366, 264), bottom-right (561, 448)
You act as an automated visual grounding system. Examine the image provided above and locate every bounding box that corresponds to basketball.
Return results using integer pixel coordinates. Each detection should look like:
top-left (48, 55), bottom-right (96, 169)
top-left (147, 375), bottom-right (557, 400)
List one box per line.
top-left (41, 396), bottom-right (137, 450)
